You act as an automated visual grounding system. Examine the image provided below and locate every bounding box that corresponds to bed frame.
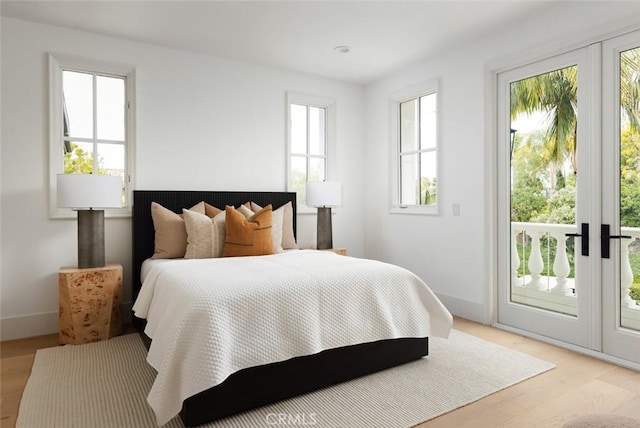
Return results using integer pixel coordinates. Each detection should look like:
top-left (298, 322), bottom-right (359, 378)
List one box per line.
top-left (132, 190), bottom-right (428, 427)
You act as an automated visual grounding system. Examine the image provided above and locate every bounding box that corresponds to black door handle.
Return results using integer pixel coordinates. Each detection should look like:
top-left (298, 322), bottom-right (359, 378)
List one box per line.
top-left (601, 224), bottom-right (632, 259)
top-left (565, 223), bottom-right (589, 256)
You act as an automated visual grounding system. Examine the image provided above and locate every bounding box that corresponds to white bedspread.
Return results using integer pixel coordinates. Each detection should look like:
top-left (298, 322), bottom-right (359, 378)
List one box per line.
top-left (133, 250), bottom-right (452, 426)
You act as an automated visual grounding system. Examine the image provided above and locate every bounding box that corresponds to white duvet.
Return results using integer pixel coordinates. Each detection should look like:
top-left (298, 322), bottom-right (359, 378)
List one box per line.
top-left (133, 250), bottom-right (453, 426)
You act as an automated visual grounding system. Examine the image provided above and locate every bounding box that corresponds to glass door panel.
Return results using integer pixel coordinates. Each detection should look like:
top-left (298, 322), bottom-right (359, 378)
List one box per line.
top-left (618, 47), bottom-right (640, 333)
top-left (510, 66), bottom-right (579, 316)
top-left (500, 30), bottom-right (640, 366)
top-left (497, 47), bottom-right (592, 349)
top-left (602, 34), bottom-right (640, 364)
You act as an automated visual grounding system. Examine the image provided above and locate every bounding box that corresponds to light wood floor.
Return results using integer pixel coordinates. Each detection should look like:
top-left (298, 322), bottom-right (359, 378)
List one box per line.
top-left (1, 318), bottom-right (639, 428)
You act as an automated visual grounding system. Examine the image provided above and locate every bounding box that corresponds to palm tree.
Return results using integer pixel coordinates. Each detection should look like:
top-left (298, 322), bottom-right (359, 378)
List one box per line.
top-left (510, 66), bottom-right (577, 189)
top-left (621, 48), bottom-right (640, 134)
top-left (511, 50), bottom-right (640, 187)
top-left (510, 50), bottom-right (640, 229)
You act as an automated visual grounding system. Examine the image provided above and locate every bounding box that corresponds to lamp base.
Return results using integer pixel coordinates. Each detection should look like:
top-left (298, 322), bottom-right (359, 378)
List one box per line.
top-left (317, 207), bottom-right (333, 250)
top-left (77, 209), bottom-right (105, 269)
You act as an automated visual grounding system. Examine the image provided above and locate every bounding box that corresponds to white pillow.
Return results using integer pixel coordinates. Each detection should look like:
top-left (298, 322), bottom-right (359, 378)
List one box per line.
top-left (246, 203), bottom-right (283, 253)
top-left (236, 204), bottom-right (255, 219)
top-left (251, 201), bottom-right (296, 249)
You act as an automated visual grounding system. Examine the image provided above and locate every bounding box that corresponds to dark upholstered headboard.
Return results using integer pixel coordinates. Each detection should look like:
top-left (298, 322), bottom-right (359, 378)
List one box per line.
top-left (132, 190), bottom-right (297, 301)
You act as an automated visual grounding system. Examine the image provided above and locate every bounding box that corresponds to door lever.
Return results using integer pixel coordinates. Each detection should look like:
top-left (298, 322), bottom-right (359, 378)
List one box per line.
top-left (601, 224), bottom-right (632, 259)
top-left (565, 223), bottom-right (589, 256)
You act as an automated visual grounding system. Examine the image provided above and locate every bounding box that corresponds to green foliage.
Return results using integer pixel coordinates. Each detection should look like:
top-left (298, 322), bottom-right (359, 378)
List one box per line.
top-left (420, 177), bottom-right (437, 205)
top-left (620, 128), bottom-right (640, 228)
top-left (511, 186), bottom-right (546, 223)
top-left (64, 144), bottom-right (93, 174)
top-left (620, 48), bottom-right (640, 134)
top-left (510, 50), bottom-right (640, 228)
top-left (511, 132), bottom-right (548, 183)
top-left (555, 170), bottom-right (565, 190)
top-left (510, 49), bottom-right (640, 293)
top-left (510, 66), bottom-right (578, 177)
top-left (630, 250), bottom-right (640, 285)
top-left (290, 165), bottom-right (325, 207)
top-left (630, 285), bottom-right (640, 304)
top-left (63, 143), bottom-right (105, 174)
top-left (510, 132), bottom-right (548, 222)
top-left (533, 187), bottom-right (576, 225)
top-left (290, 170), bottom-right (306, 207)
top-left (621, 177), bottom-right (640, 228)
top-left (621, 128), bottom-right (640, 179)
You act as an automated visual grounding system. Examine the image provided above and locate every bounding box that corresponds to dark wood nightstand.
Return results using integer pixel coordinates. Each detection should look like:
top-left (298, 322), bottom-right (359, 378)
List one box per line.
top-left (58, 263), bottom-right (123, 345)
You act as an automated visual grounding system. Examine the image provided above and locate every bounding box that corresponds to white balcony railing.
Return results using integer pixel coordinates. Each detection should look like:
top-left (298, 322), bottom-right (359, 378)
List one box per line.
top-left (511, 222), bottom-right (640, 328)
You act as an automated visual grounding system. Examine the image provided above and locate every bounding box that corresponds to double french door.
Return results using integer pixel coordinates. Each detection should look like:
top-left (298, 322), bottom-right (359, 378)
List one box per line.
top-left (497, 30), bottom-right (640, 365)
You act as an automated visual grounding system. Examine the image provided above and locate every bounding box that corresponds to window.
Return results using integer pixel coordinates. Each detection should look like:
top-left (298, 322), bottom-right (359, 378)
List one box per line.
top-left (390, 80), bottom-right (439, 215)
top-left (49, 54), bottom-right (135, 218)
top-left (286, 93), bottom-right (335, 211)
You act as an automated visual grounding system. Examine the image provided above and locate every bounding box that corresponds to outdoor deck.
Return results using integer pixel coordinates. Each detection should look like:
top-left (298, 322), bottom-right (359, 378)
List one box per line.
top-left (511, 222), bottom-right (640, 330)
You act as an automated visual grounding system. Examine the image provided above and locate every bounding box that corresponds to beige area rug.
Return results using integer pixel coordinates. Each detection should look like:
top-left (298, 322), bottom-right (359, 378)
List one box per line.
top-left (17, 330), bottom-right (554, 428)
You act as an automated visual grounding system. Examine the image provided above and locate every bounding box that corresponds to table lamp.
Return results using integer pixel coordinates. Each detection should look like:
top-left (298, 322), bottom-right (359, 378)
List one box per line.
top-left (306, 181), bottom-right (342, 250)
top-left (57, 174), bottom-right (122, 268)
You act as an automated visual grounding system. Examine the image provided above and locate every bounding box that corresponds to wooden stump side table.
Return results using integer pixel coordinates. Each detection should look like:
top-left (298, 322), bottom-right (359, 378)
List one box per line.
top-left (58, 263), bottom-right (123, 345)
top-left (319, 248), bottom-right (347, 256)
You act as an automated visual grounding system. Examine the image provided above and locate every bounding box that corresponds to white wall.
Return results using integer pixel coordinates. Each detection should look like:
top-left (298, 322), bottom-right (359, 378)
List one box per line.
top-left (3, 3), bottom-right (639, 340)
top-left (363, 2), bottom-right (640, 323)
top-left (0, 17), bottom-right (365, 339)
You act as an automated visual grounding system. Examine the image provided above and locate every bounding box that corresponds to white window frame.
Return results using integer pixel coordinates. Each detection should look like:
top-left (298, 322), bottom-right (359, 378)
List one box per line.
top-left (49, 54), bottom-right (135, 219)
top-left (286, 92), bottom-right (336, 214)
top-left (389, 79), bottom-right (440, 215)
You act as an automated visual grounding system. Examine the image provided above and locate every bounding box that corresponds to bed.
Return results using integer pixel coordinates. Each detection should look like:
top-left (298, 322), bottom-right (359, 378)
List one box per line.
top-left (131, 190), bottom-right (452, 426)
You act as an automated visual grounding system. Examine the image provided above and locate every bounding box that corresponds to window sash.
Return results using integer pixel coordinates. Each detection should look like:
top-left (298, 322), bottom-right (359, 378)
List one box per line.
top-left (398, 95), bottom-right (438, 207)
top-left (389, 80), bottom-right (439, 215)
top-left (49, 54), bottom-right (135, 219)
top-left (62, 70), bottom-right (127, 180)
top-left (286, 93), bottom-right (335, 212)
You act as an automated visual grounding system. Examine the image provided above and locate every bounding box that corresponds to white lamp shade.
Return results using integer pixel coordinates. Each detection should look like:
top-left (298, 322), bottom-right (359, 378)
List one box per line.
top-left (57, 174), bottom-right (122, 209)
top-left (306, 181), bottom-right (342, 207)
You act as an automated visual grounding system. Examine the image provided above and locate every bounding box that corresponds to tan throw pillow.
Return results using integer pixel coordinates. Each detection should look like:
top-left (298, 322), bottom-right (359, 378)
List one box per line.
top-left (211, 211), bottom-right (227, 257)
top-left (183, 209), bottom-right (216, 259)
top-left (199, 205), bottom-right (246, 258)
top-left (223, 205), bottom-right (274, 257)
top-left (204, 202), bottom-right (222, 218)
top-left (251, 201), bottom-right (297, 249)
top-left (151, 201), bottom-right (206, 259)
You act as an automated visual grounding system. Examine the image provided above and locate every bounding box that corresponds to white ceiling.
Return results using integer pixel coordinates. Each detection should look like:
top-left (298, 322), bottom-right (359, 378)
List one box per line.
top-left (1, 1), bottom-right (552, 84)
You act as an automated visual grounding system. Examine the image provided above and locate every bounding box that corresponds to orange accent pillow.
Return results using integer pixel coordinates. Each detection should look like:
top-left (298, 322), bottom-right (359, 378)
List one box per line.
top-left (223, 205), bottom-right (274, 257)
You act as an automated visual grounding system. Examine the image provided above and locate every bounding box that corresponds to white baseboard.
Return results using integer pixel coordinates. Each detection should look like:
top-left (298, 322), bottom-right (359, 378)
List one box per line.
top-left (434, 292), bottom-right (488, 325)
top-left (2, 295), bottom-right (481, 340)
top-left (0, 311), bottom-right (58, 341)
top-left (0, 302), bottom-right (134, 341)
